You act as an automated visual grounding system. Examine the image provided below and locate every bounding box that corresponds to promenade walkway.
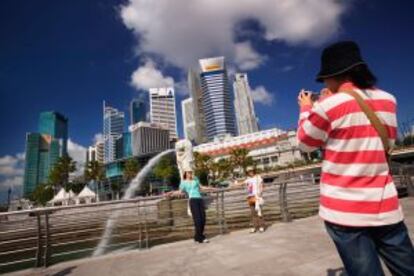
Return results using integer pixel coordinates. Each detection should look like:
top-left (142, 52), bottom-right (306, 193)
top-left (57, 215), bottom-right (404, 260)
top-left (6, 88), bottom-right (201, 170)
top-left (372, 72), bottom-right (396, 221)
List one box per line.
top-left (12, 199), bottom-right (414, 276)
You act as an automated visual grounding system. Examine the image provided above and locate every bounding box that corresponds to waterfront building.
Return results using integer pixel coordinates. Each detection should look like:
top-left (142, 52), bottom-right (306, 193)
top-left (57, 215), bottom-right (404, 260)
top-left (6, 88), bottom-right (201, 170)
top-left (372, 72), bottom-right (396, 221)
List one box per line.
top-left (233, 73), bottom-right (259, 135)
top-left (199, 56), bottom-right (236, 141)
top-left (149, 87), bottom-right (178, 141)
top-left (129, 122), bottom-right (170, 156)
top-left (103, 102), bottom-right (125, 163)
top-left (194, 129), bottom-right (303, 170)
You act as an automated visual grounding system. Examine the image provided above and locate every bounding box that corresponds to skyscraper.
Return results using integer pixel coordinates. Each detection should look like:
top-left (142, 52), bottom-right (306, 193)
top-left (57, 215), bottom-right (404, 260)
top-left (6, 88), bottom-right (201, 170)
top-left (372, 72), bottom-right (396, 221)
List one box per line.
top-left (23, 112), bottom-right (68, 196)
top-left (233, 73), bottom-right (259, 135)
top-left (130, 98), bottom-right (147, 125)
top-left (103, 102), bottom-right (125, 163)
top-left (182, 98), bottom-right (197, 142)
top-left (199, 56), bottom-right (236, 141)
top-left (187, 69), bottom-right (207, 144)
top-left (38, 111), bottom-right (68, 154)
top-left (149, 87), bottom-right (178, 141)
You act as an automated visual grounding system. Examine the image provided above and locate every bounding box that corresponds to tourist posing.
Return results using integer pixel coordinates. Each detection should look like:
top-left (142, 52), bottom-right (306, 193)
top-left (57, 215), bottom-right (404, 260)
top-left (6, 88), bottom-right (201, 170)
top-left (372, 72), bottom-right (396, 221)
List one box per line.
top-left (297, 40), bottom-right (414, 275)
top-left (166, 170), bottom-right (215, 243)
top-left (234, 168), bottom-right (266, 233)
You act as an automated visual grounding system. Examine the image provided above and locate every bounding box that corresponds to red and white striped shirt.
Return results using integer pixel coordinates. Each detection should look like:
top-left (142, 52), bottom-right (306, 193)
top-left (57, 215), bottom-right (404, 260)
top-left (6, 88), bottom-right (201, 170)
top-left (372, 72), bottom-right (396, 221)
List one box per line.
top-left (297, 82), bottom-right (403, 226)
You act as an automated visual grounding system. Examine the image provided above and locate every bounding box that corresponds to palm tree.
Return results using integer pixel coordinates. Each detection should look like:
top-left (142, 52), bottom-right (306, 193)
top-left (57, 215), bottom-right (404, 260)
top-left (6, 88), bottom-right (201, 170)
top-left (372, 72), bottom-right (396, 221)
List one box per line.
top-left (84, 160), bottom-right (105, 200)
top-left (48, 155), bottom-right (77, 192)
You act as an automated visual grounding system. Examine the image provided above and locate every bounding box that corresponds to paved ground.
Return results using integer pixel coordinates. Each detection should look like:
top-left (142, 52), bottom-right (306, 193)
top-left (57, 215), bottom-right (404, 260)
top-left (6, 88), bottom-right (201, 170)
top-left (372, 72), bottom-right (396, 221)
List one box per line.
top-left (11, 199), bottom-right (414, 276)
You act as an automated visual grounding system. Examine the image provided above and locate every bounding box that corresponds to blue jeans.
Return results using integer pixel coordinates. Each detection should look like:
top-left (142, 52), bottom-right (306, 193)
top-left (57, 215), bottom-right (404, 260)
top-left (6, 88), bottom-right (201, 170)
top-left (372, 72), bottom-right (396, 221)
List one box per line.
top-left (325, 221), bottom-right (414, 276)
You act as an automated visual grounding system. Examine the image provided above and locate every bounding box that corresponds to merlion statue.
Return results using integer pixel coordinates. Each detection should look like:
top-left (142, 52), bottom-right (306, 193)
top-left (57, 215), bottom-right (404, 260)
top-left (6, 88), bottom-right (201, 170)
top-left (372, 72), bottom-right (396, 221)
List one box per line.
top-left (175, 139), bottom-right (194, 178)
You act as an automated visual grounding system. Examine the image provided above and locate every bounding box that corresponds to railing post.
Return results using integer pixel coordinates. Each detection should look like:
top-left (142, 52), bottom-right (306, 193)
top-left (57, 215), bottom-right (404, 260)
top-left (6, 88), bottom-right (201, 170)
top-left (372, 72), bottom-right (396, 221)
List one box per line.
top-left (137, 201), bottom-right (142, 250)
top-left (35, 213), bottom-right (43, 267)
top-left (43, 212), bottom-right (51, 267)
top-left (220, 191), bottom-right (227, 234)
top-left (143, 202), bottom-right (149, 249)
top-left (216, 192), bottom-right (220, 234)
top-left (405, 174), bottom-right (414, 197)
top-left (279, 183), bottom-right (291, 222)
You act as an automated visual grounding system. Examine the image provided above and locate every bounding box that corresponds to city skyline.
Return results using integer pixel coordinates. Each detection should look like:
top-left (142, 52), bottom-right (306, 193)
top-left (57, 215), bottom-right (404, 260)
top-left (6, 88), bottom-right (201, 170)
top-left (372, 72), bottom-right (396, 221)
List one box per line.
top-left (2, 0), bottom-right (414, 202)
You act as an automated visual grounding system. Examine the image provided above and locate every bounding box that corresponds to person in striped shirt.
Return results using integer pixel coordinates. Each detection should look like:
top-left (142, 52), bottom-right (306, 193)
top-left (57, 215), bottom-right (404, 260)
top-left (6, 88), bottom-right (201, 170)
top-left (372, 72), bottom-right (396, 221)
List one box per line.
top-left (297, 41), bottom-right (414, 275)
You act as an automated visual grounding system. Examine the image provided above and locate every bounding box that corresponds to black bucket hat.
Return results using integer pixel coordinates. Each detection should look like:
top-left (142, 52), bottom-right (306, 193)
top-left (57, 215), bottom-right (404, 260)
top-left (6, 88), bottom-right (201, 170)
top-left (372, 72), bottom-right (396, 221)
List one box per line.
top-left (316, 41), bottom-right (366, 82)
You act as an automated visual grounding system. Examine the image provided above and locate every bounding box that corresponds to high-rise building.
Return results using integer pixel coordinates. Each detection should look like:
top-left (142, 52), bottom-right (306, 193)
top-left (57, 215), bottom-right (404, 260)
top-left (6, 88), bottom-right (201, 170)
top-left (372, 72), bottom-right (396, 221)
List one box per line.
top-left (149, 87), bottom-right (178, 141)
top-left (86, 141), bottom-right (104, 164)
top-left (130, 98), bottom-right (147, 125)
top-left (23, 111), bottom-right (68, 196)
top-left (129, 122), bottom-right (170, 156)
top-left (187, 69), bottom-right (207, 144)
top-left (233, 73), bottom-right (259, 135)
top-left (103, 102), bottom-right (125, 163)
top-left (199, 56), bottom-right (236, 141)
top-left (38, 111), bottom-right (68, 154)
top-left (182, 98), bottom-right (197, 142)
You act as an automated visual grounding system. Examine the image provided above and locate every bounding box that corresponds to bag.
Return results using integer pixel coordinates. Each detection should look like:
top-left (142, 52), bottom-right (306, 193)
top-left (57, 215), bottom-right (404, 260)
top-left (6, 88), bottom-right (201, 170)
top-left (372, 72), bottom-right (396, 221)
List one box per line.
top-left (343, 89), bottom-right (392, 165)
top-left (247, 196), bottom-right (256, 206)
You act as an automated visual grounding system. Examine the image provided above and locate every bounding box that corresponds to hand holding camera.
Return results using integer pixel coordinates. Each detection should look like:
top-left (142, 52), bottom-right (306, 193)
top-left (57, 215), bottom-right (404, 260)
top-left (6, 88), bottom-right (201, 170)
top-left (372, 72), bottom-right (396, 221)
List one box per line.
top-left (297, 88), bottom-right (332, 107)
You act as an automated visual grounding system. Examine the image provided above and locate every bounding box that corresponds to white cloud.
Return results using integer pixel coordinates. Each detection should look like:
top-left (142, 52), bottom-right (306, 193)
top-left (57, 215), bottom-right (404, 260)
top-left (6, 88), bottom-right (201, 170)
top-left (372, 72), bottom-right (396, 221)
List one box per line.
top-left (131, 60), bottom-right (174, 91)
top-left (120, 0), bottom-right (346, 70)
top-left (0, 153), bottom-right (25, 202)
top-left (67, 139), bottom-right (87, 175)
top-left (93, 133), bottom-right (104, 144)
top-left (234, 41), bottom-right (265, 70)
top-left (251, 86), bottom-right (274, 106)
top-left (0, 153), bottom-right (25, 177)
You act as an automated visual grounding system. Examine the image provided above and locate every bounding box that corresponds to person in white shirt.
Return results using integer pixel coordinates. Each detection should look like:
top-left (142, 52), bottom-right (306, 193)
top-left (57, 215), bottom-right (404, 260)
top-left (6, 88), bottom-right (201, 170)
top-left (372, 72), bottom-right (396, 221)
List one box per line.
top-left (235, 168), bottom-right (265, 233)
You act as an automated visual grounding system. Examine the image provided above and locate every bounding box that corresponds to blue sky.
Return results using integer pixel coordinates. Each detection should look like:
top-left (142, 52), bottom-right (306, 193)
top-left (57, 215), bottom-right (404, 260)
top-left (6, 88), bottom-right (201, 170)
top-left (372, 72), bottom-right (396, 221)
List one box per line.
top-left (1, 0), bottom-right (414, 202)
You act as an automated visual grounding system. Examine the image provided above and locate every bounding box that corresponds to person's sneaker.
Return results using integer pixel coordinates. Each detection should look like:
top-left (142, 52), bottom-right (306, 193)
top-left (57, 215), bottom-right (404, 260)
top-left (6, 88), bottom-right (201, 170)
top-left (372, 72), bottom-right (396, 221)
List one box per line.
top-left (202, 239), bottom-right (210, 243)
top-left (259, 227), bottom-right (265, 233)
top-left (249, 228), bottom-right (256, 234)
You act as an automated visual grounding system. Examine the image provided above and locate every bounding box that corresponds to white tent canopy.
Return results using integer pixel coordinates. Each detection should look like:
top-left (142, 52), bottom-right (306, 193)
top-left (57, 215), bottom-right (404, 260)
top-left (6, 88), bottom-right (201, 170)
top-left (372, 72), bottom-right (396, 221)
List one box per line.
top-left (75, 186), bottom-right (97, 204)
top-left (49, 188), bottom-right (76, 206)
top-left (77, 186), bottom-right (96, 199)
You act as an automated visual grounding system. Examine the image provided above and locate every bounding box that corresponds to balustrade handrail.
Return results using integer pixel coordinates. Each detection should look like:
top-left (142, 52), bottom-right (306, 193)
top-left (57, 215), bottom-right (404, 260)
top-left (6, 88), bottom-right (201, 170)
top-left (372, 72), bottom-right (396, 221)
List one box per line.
top-left (0, 170), bottom-right (412, 273)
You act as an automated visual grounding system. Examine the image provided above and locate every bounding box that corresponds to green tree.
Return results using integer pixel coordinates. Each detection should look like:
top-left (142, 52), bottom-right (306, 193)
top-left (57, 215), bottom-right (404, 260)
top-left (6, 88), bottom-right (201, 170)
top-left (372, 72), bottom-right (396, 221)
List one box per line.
top-left (193, 152), bottom-right (212, 185)
top-left (48, 155), bottom-right (77, 191)
top-left (123, 158), bottom-right (140, 183)
top-left (229, 148), bottom-right (255, 176)
top-left (153, 155), bottom-right (180, 189)
top-left (29, 183), bottom-right (54, 206)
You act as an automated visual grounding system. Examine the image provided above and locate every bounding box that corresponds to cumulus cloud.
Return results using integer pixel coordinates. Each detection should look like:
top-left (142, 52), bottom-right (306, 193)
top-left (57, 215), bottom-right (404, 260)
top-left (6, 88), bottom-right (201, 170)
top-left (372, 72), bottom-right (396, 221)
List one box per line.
top-left (234, 41), bottom-right (265, 70)
top-left (0, 154), bottom-right (25, 178)
top-left (251, 86), bottom-right (274, 106)
top-left (120, 0), bottom-right (346, 70)
top-left (0, 153), bottom-right (25, 202)
top-left (131, 60), bottom-right (174, 91)
top-left (67, 139), bottom-right (87, 175)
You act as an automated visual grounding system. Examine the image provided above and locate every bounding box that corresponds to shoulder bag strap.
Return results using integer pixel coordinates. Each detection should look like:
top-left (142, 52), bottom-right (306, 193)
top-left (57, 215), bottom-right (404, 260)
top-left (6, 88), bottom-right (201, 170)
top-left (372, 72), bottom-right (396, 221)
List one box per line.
top-left (342, 89), bottom-right (391, 155)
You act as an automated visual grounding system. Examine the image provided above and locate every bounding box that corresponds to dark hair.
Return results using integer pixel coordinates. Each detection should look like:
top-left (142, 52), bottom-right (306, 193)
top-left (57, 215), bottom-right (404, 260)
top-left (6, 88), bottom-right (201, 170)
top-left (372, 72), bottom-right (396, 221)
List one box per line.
top-left (183, 171), bottom-right (192, 180)
top-left (336, 64), bottom-right (377, 89)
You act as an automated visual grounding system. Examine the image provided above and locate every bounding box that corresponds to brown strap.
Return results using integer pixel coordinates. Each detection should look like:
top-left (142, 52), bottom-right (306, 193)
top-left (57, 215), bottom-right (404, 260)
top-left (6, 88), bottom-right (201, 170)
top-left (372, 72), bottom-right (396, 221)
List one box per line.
top-left (342, 90), bottom-right (391, 154)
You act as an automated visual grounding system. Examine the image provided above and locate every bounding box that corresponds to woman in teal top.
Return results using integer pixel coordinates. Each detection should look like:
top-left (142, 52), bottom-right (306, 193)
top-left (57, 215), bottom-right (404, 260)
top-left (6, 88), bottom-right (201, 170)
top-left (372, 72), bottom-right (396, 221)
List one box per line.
top-left (167, 170), bottom-right (215, 243)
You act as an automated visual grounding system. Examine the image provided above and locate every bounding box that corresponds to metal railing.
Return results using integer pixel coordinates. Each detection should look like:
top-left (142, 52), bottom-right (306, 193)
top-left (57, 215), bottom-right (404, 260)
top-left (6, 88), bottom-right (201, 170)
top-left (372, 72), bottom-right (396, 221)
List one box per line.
top-left (1, 169), bottom-right (413, 274)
